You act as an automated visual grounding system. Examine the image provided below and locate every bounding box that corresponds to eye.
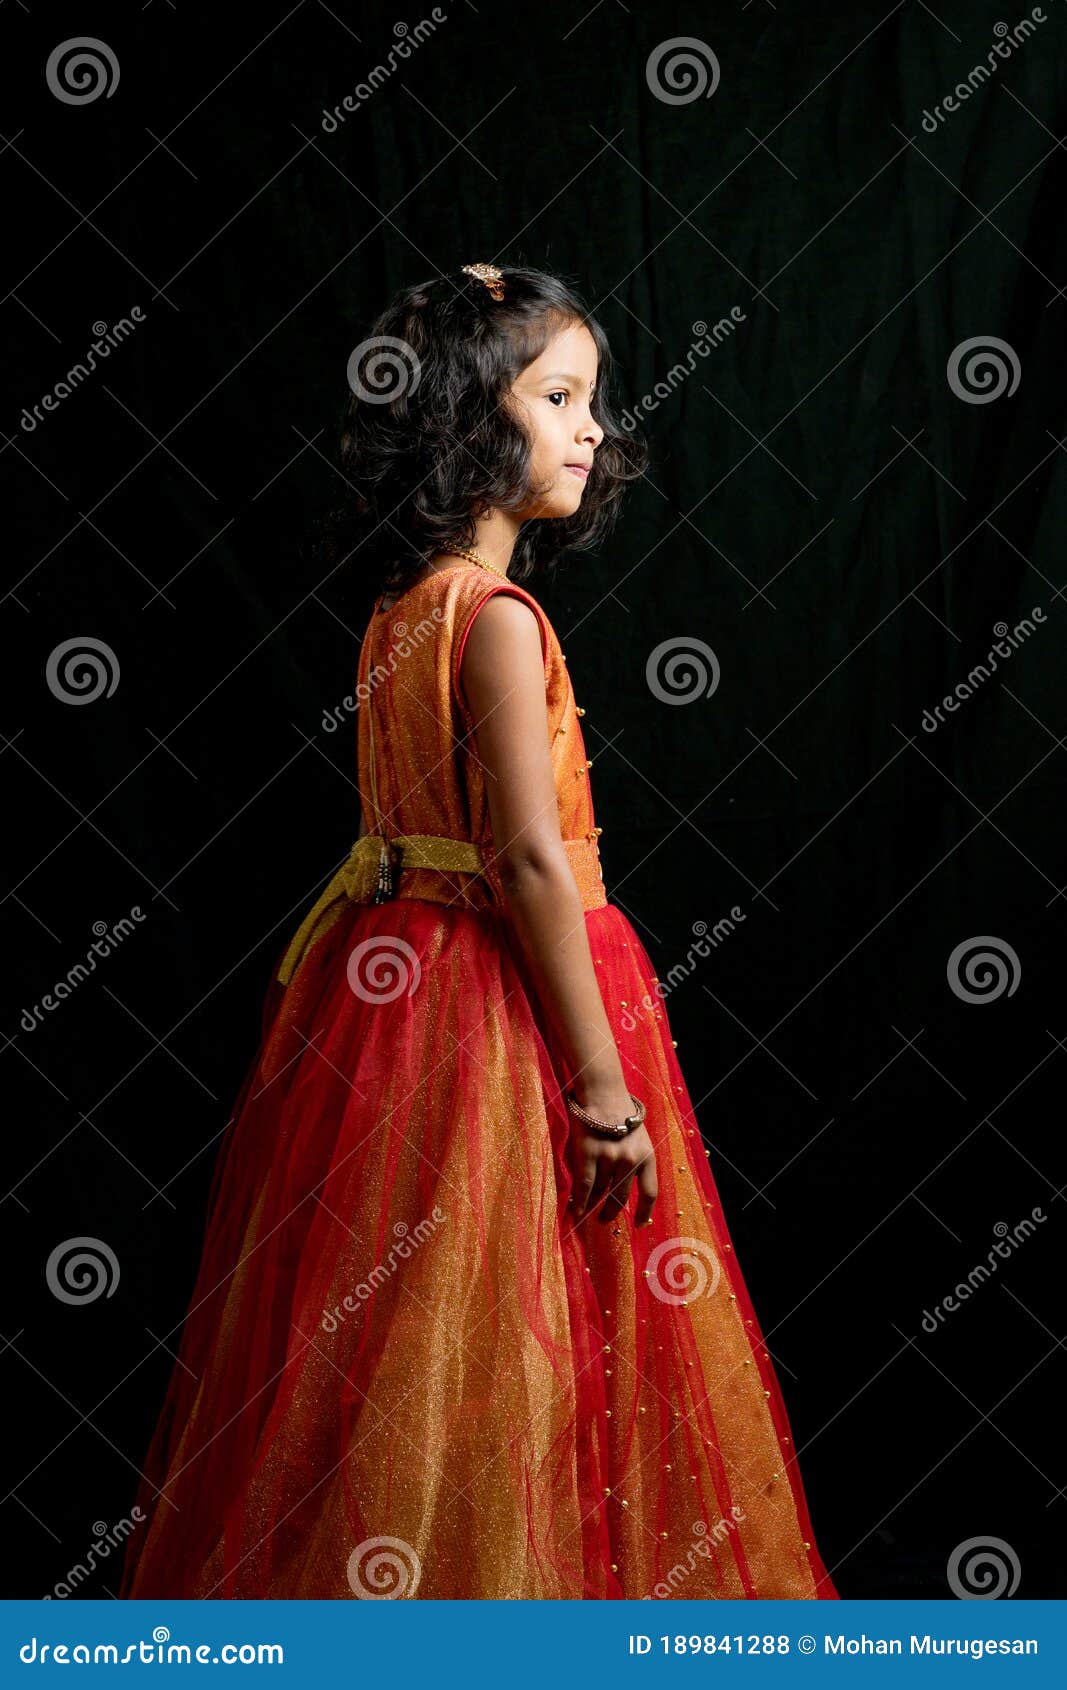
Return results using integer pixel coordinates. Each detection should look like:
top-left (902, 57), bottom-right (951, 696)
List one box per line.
top-left (547, 390), bottom-right (568, 407)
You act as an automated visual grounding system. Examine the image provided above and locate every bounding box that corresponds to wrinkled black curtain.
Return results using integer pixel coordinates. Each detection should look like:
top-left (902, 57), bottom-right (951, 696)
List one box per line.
top-left (3, 0), bottom-right (1065, 1598)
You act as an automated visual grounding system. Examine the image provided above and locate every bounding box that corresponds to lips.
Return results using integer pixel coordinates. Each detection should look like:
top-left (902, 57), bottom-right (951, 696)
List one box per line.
top-left (565, 464), bottom-right (590, 479)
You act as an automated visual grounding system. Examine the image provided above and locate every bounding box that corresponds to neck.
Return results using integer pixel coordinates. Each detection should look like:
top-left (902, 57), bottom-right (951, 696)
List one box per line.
top-left (436, 509), bottom-right (522, 576)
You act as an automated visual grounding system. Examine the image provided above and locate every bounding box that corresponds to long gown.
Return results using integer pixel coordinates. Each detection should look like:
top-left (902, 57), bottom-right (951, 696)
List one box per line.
top-left (118, 560), bottom-right (838, 1601)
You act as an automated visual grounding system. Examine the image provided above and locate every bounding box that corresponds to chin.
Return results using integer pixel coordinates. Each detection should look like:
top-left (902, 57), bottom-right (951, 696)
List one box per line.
top-left (523, 485), bottom-right (584, 521)
top-left (555, 474), bottom-right (586, 513)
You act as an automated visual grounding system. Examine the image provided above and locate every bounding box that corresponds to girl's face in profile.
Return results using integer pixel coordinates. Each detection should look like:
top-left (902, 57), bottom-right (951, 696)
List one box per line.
top-left (510, 319), bottom-right (605, 520)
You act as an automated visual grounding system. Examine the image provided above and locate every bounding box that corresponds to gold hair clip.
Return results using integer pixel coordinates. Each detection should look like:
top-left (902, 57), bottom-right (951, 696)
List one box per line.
top-left (461, 262), bottom-right (505, 301)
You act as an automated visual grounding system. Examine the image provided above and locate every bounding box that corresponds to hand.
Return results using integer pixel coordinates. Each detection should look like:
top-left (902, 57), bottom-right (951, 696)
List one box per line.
top-left (567, 1092), bottom-right (658, 1228)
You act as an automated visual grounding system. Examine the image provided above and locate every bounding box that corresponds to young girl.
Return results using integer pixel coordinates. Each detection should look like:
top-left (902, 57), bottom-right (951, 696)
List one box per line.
top-left (119, 264), bottom-right (837, 1601)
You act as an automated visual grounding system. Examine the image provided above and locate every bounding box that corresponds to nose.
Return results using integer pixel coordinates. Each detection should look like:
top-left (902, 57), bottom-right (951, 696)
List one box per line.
top-left (577, 412), bottom-right (603, 451)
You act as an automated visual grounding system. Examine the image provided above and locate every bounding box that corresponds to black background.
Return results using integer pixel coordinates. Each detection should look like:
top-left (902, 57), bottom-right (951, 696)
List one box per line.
top-left (3, 0), bottom-right (1065, 1599)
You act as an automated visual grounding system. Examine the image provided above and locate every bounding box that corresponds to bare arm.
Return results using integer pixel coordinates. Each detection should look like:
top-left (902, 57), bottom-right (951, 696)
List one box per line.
top-left (460, 594), bottom-right (657, 1226)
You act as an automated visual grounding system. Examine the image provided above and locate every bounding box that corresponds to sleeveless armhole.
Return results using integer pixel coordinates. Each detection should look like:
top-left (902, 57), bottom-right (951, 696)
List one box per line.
top-left (451, 583), bottom-right (550, 739)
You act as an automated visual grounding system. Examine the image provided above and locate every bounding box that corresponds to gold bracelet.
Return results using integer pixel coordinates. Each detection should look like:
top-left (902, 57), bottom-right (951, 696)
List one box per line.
top-left (565, 1091), bottom-right (646, 1140)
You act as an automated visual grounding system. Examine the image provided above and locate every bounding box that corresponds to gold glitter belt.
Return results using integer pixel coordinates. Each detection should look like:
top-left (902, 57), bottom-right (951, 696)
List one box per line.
top-left (277, 831), bottom-right (605, 987)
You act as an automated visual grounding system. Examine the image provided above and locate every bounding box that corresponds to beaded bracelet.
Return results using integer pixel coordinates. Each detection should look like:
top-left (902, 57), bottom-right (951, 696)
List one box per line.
top-left (565, 1091), bottom-right (646, 1140)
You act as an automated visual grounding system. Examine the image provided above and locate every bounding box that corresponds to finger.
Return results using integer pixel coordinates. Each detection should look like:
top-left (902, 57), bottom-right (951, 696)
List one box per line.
top-left (597, 1169), bottom-right (635, 1224)
top-left (633, 1154), bottom-right (658, 1228)
top-left (586, 1154), bottom-right (616, 1217)
top-left (570, 1153), bottom-right (598, 1218)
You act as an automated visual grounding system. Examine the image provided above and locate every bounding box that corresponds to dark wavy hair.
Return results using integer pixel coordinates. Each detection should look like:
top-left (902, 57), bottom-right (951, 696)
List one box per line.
top-left (317, 265), bottom-right (649, 597)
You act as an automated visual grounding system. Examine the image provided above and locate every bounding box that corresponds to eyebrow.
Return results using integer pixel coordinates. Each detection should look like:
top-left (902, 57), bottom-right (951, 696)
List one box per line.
top-left (537, 371), bottom-right (597, 387)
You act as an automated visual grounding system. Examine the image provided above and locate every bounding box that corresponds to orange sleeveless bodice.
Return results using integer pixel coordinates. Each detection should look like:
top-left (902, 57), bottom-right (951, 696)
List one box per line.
top-left (356, 561), bottom-right (607, 913)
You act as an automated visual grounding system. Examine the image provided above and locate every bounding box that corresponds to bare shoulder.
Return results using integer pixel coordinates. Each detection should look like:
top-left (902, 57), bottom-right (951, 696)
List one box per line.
top-left (462, 590), bottom-right (545, 687)
top-left (465, 588), bottom-right (540, 642)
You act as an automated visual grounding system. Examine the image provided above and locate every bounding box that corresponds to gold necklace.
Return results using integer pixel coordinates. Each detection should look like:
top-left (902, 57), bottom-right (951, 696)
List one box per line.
top-left (377, 545), bottom-right (508, 614)
top-left (442, 543), bottom-right (509, 578)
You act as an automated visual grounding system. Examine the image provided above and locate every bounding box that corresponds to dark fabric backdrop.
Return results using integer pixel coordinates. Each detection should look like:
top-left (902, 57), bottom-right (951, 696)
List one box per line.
top-left (3, 0), bottom-right (1065, 1598)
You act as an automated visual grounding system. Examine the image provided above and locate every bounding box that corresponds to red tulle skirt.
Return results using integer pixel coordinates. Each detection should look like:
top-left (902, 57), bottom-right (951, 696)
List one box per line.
top-left (119, 895), bottom-right (837, 1600)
